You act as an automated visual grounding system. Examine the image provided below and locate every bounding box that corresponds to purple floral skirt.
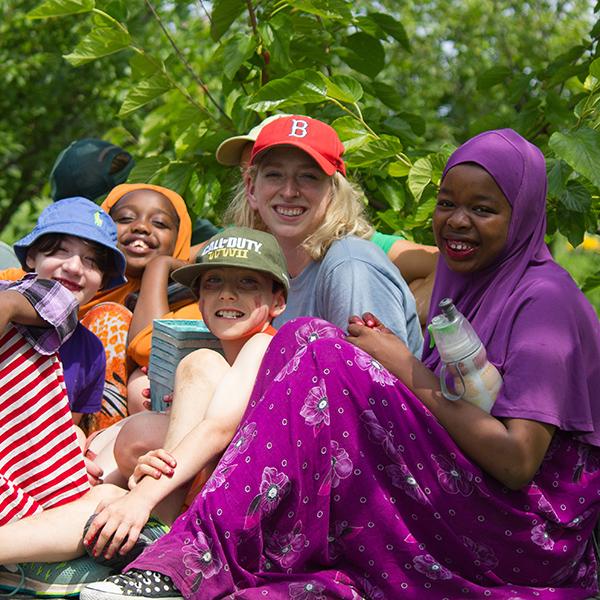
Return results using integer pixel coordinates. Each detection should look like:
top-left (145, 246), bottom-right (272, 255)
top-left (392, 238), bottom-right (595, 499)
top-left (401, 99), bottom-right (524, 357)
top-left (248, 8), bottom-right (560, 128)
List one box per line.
top-left (129, 318), bottom-right (600, 599)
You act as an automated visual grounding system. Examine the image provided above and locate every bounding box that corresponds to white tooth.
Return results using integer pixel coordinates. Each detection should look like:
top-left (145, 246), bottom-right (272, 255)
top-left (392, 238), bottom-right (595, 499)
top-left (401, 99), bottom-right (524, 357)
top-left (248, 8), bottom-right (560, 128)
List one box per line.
top-left (449, 240), bottom-right (471, 250)
top-left (277, 206), bottom-right (304, 216)
top-left (217, 310), bottom-right (243, 319)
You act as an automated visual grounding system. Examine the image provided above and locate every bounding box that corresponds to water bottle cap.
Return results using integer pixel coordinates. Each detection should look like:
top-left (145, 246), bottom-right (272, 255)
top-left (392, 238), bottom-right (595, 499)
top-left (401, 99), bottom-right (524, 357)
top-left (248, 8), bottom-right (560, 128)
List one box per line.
top-left (428, 300), bottom-right (482, 362)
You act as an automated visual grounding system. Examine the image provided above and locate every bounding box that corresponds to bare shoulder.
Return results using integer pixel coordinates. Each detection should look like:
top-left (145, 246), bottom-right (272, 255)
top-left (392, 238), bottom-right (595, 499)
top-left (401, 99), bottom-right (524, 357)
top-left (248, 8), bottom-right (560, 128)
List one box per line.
top-left (233, 331), bottom-right (274, 364)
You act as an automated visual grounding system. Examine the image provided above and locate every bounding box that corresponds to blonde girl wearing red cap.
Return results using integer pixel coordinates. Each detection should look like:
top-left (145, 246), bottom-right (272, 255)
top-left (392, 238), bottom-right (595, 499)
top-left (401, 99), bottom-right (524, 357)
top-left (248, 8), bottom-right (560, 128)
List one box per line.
top-left (225, 114), bottom-right (423, 355)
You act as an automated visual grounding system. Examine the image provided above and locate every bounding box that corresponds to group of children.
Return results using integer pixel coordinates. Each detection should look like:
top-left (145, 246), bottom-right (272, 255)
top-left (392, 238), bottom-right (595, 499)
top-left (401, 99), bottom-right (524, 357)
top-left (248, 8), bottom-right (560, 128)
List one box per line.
top-left (0, 114), bottom-right (442, 598)
top-left (0, 181), bottom-right (293, 595)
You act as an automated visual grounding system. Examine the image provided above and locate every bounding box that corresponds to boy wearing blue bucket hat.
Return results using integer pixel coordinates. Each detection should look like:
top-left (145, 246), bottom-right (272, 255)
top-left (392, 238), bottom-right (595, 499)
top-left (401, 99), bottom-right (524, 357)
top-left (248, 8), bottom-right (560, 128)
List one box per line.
top-left (10, 197), bottom-right (126, 425)
top-left (0, 197), bottom-right (127, 521)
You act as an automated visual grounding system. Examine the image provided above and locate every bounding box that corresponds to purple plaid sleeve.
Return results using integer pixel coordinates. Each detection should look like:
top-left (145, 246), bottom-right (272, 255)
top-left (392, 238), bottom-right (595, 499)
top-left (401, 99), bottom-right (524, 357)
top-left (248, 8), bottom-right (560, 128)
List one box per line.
top-left (0, 274), bottom-right (79, 355)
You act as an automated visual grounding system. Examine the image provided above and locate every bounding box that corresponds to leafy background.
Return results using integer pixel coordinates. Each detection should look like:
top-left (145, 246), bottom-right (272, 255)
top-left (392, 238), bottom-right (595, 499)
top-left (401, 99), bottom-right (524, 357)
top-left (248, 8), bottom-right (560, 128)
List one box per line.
top-left (1, 0), bottom-right (599, 311)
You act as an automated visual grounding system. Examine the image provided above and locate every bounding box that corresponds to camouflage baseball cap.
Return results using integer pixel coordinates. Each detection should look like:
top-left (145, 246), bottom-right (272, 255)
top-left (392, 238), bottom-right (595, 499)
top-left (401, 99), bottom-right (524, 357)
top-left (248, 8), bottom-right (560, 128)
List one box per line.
top-left (171, 227), bottom-right (289, 297)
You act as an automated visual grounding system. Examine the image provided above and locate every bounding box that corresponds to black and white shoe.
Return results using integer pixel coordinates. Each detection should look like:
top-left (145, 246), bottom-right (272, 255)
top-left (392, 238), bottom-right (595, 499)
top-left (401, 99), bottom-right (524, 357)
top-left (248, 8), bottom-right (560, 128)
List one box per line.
top-left (80, 570), bottom-right (183, 600)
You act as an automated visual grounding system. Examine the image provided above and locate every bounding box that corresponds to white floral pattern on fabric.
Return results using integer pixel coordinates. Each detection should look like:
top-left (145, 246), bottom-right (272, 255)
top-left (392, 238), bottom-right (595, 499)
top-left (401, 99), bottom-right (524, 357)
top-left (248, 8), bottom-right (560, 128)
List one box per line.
top-left (412, 554), bottom-right (452, 580)
top-left (318, 440), bottom-right (353, 496)
top-left (359, 410), bottom-right (399, 461)
top-left (353, 348), bottom-right (397, 386)
top-left (264, 521), bottom-right (307, 568)
top-left (461, 535), bottom-right (499, 570)
top-left (203, 422), bottom-right (258, 496)
top-left (385, 463), bottom-right (428, 505)
top-left (181, 531), bottom-right (223, 592)
top-left (274, 321), bottom-right (339, 382)
top-left (531, 522), bottom-right (555, 550)
top-left (300, 379), bottom-right (330, 435)
top-left (222, 422), bottom-right (257, 464)
top-left (357, 577), bottom-right (385, 600)
top-left (433, 454), bottom-right (478, 497)
top-left (201, 463), bottom-right (237, 496)
top-left (327, 521), bottom-right (363, 561)
top-left (244, 466), bottom-right (291, 530)
top-left (288, 580), bottom-right (326, 599)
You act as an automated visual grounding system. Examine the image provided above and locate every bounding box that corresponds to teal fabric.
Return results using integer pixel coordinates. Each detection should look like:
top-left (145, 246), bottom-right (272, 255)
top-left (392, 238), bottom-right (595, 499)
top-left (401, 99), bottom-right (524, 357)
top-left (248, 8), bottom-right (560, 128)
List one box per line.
top-left (370, 230), bottom-right (404, 254)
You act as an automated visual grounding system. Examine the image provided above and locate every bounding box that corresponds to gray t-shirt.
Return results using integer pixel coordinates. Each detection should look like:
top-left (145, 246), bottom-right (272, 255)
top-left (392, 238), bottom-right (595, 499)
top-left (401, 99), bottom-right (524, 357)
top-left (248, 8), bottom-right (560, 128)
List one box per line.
top-left (273, 236), bottom-right (423, 356)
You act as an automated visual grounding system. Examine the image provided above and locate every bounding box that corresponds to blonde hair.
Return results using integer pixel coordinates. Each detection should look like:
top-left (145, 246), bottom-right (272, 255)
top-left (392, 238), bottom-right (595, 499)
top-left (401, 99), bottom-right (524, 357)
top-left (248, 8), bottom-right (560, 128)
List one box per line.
top-left (223, 165), bottom-right (374, 261)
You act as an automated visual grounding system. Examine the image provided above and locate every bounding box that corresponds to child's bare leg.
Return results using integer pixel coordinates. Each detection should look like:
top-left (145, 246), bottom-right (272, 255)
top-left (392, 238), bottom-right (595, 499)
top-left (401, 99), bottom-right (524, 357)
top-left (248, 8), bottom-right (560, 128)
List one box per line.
top-left (0, 484), bottom-right (125, 563)
top-left (163, 349), bottom-right (229, 449)
top-left (113, 349), bottom-right (230, 480)
top-left (74, 424), bottom-right (87, 450)
top-left (86, 419), bottom-right (133, 487)
top-left (126, 367), bottom-right (150, 414)
top-left (113, 412), bottom-right (169, 480)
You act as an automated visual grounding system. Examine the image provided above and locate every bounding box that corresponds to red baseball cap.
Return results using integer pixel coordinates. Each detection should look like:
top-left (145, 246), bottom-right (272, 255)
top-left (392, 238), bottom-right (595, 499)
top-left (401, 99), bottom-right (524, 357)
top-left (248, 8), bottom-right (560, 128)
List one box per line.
top-left (250, 115), bottom-right (346, 176)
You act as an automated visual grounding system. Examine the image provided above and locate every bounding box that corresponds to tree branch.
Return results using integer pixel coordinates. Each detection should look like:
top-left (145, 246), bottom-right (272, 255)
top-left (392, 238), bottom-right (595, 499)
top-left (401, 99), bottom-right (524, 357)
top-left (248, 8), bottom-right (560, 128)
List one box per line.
top-left (145, 0), bottom-right (227, 119)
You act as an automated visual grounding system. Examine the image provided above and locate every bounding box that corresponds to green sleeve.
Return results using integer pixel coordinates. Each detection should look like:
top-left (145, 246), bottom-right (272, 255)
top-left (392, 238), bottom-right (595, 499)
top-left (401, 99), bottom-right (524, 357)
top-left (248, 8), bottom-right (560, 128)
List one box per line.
top-left (370, 230), bottom-right (405, 254)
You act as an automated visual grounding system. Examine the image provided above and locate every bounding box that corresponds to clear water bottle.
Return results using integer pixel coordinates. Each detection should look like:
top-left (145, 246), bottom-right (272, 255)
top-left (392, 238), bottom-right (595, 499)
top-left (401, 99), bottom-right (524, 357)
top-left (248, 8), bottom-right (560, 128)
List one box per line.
top-left (428, 298), bottom-right (502, 412)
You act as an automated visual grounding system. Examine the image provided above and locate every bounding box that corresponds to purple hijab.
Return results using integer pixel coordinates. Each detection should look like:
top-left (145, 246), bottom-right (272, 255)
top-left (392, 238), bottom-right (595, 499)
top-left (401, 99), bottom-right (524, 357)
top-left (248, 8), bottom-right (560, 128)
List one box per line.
top-left (422, 129), bottom-right (600, 446)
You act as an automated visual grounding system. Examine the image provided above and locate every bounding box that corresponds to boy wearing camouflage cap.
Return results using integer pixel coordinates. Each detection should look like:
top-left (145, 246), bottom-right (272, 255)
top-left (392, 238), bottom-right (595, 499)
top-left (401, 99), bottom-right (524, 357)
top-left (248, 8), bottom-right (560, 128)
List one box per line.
top-left (81, 227), bottom-right (288, 566)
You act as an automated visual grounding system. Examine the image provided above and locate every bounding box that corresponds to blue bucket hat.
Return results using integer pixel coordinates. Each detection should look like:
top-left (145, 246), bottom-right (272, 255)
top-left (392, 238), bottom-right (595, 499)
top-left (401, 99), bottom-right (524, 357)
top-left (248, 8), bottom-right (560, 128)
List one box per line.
top-left (14, 197), bottom-right (127, 290)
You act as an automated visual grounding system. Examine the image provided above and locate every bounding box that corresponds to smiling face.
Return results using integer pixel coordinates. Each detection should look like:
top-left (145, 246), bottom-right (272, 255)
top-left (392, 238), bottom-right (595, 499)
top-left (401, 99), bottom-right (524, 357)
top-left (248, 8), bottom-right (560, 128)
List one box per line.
top-left (433, 163), bottom-right (512, 274)
top-left (26, 235), bottom-right (104, 305)
top-left (246, 147), bottom-right (333, 249)
top-left (110, 190), bottom-right (179, 278)
top-left (198, 267), bottom-right (285, 343)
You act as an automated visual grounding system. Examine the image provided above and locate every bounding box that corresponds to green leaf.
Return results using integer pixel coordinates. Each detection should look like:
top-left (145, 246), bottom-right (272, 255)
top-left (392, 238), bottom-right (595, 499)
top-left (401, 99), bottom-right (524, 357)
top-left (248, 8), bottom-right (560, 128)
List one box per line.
top-left (581, 270), bottom-right (600, 293)
top-left (558, 210), bottom-right (586, 247)
top-left (477, 66), bottom-right (512, 90)
top-left (330, 116), bottom-right (373, 151)
top-left (129, 53), bottom-right (162, 79)
top-left (371, 81), bottom-right (406, 112)
top-left (325, 74), bottom-right (363, 104)
top-left (160, 161), bottom-right (194, 195)
top-left (402, 192), bottom-right (437, 229)
top-left (377, 178), bottom-right (406, 211)
top-left (559, 181), bottom-right (592, 213)
top-left (388, 161), bottom-right (410, 177)
top-left (222, 33), bottom-right (257, 80)
top-left (289, 0), bottom-right (351, 20)
top-left (546, 158), bottom-right (571, 198)
top-left (210, 0), bottom-right (245, 42)
top-left (118, 71), bottom-right (172, 117)
top-left (261, 21), bottom-right (292, 71)
top-left (549, 127), bottom-right (600, 189)
top-left (590, 57), bottom-right (600, 80)
top-left (408, 157), bottom-right (432, 201)
top-left (369, 12), bottom-right (410, 51)
top-left (127, 156), bottom-right (170, 183)
top-left (340, 32), bottom-right (385, 78)
top-left (189, 170), bottom-right (222, 215)
top-left (27, 0), bottom-right (94, 19)
top-left (174, 126), bottom-right (207, 159)
top-left (63, 26), bottom-right (131, 66)
top-left (247, 69), bottom-right (327, 112)
top-left (344, 135), bottom-right (403, 168)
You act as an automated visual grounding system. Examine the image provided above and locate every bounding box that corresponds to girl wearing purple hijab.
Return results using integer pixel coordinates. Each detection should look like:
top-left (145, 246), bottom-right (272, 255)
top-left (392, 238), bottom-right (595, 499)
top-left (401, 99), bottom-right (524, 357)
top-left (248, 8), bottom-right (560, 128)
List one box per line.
top-left (82, 129), bottom-right (600, 600)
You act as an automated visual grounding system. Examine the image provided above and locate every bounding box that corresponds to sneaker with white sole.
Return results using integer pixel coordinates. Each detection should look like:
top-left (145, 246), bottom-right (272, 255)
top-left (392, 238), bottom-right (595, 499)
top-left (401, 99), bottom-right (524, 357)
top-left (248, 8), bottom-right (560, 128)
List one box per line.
top-left (0, 557), bottom-right (112, 597)
top-left (80, 570), bottom-right (183, 600)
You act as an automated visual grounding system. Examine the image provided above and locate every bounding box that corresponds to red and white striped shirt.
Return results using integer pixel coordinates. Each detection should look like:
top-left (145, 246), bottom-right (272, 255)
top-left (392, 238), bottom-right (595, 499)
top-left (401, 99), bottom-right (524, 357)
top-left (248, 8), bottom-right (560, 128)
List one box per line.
top-left (0, 326), bottom-right (89, 525)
